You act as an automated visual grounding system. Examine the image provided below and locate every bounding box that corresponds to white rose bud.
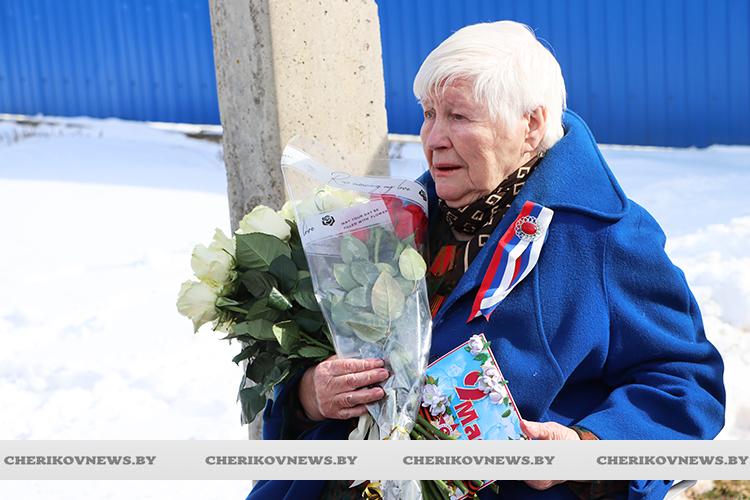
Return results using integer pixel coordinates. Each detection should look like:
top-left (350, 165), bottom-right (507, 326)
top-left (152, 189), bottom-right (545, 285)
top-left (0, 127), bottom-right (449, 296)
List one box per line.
top-left (312, 187), bottom-right (368, 213)
top-left (191, 242), bottom-right (233, 290)
top-left (210, 228), bottom-right (235, 256)
top-left (236, 205), bottom-right (291, 241)
top-left (176, 280), bottom-right (219, 332)
top-left (278, 200), bottom-right (297, 222)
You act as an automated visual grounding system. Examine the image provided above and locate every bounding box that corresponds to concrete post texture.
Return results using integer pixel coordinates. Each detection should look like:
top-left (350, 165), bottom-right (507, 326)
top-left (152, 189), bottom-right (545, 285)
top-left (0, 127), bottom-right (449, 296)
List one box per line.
top-left (210, 0), bottom-right (389, 230)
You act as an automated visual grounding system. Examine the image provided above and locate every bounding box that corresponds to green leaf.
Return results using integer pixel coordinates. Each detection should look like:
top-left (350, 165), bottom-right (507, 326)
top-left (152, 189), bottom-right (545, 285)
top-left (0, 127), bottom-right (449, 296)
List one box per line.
top-left (375, 262), bottom-right (398, 276)
top-left (240, 270), bottom-right (278, 298)
top-left (232, 319), bottom-right (275, 341)
top-left (245, 298), bottom-right (281, 322)
top-left (239, 385), bottom-right (268, 423)
top-left (246, 351), bottom-right (275, 383)
top-left (295, 309), bottom-right (325, 333)
top-left (268, 287), bottom-right (293, 311)
top-left (291, 245), bottom-right (309, 270)
top-left (501, 408), bottom-right (512, 418)
top-left (396, 277), bottom-right (416, 295)
top-left (341, 235), bottom-right (369, 263)
top-left (371, 271), bottom-right (405, 321)
top-left (232, 343), bottom-right (260, 364)
top-left (346, 311), bottom-right (389, 342)
top-left (298, 345), bottom-right (332, 358)
top-left (350, 260), bottom-right (380, 286)
top-left (263, 359), bottom-right (292, 389)
top-left (398, 247), bottom-right (427, 280)
top-left (293, 278), bottom-right (320, 311)
top-left (474, 352), bottom-right (490, 364)
top-left (425, 375), bottom-right (439, 386)
top-left (272, 320), bottom-right (300, 353)
top-left (344, 286), bottom-right (370, 308)
top-left (321, 324), bottom-right (334, 346)
top-left (235, 233), bottom-right (291, 271)
top-left (333, 263), bottom-right (359, 291)
top-left (268, 255), bottom-right (298, 292)
top-left (330, 301), bottom-right (356, 337)
top-left (215, 296), bottom-right (241, 307)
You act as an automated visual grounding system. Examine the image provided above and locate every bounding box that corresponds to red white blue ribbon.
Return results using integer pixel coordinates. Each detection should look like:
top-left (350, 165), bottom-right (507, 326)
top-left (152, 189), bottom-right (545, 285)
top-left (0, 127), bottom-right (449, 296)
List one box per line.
top-left (468, 201), bottom-right (554, 321)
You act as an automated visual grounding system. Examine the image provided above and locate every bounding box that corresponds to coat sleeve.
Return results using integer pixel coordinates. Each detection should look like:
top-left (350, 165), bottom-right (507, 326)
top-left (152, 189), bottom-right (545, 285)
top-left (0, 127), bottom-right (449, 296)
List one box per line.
top-left (262, 368), bottom-right (322, 440)
top-left (575, 202), bottom-right (725, 440)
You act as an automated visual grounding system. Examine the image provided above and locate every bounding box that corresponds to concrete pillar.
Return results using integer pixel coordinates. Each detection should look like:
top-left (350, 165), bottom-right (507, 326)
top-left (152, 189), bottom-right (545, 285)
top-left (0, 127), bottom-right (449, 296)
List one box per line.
top-left (210, 0), bottom-right (389, 230)
top-left (209, 0), bottom-right (390, 439)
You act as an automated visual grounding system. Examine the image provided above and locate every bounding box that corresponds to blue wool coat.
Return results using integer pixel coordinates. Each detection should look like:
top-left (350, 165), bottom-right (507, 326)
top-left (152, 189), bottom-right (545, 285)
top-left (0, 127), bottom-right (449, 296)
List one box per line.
top-left (248, 111), bottom-right (725, 500)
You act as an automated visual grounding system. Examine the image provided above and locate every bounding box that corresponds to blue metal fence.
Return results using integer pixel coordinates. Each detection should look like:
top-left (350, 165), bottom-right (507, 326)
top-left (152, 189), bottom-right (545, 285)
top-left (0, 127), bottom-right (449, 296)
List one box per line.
top-left (0, 0), bottom-right (748, 146)
top-left (0, 0), bottom-right (219, 124)
top-left (377, 0), bottom-right (750, 147)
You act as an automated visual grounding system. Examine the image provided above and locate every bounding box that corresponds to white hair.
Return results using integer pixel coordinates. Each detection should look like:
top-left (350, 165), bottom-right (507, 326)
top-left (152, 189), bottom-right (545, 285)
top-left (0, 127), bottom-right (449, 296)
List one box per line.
top-left (413, 21), bottom-right (566, 151)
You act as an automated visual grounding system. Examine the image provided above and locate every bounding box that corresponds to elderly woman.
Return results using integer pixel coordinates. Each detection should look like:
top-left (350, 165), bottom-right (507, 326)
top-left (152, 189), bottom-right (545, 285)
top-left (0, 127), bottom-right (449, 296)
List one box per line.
top-left (249, 21), bottom-right (725, 500)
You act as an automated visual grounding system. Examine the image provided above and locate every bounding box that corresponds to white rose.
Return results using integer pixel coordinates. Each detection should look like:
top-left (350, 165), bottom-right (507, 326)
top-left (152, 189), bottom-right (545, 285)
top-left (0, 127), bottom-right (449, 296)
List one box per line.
top-left (429, 399), bottom-right (447, 416)
top-left (482, 366), bottom-right (500, 380)
top-left (313, 186), bottom-right (368, 213)
top-left (236, 205), bottom-right (291, 241)
top-left (278, 200), bottom-right (297, 222)
top-left (488, 390), bottom-right (504, 405)
top-left (191, 242), bottom-right (233, 290)
top-left (421, 384), bottom-right (443, 407)
top-left (477, 375), bottom-right (493, 393)
top-left (176, 280), bottom-right (219, 332)
top-left (210, 228), bottom-right (235, 256)
top-left (468, 334), bottom-right (485, 355)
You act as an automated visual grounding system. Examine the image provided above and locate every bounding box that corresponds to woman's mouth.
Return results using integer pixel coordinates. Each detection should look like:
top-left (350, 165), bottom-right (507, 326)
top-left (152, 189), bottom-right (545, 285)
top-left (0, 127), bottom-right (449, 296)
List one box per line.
top-left (432, 163), bottom-right (463, 175)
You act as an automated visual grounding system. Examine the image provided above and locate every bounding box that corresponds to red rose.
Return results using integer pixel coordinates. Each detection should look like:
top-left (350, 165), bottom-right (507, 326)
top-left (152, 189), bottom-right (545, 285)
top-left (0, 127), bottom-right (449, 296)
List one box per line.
top-left (352, 228), bottom-right (370, 241)
top-left (381, 194), bottom-right (403, 213)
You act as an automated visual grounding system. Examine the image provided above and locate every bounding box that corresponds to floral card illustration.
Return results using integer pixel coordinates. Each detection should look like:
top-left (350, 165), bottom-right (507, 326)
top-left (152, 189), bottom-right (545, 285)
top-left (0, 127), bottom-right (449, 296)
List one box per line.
top-left (421, 333), bottom-right (526, 441)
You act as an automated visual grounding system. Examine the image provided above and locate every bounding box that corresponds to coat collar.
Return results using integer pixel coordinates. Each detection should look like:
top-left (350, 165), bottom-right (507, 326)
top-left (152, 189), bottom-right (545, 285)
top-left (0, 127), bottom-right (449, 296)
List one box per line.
top-left (417, 110), bottom-right (628, 325)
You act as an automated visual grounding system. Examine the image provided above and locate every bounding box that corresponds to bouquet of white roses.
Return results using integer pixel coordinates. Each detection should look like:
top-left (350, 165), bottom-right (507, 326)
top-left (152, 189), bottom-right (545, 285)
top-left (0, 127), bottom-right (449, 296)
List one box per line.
top-left (281, 139), bottom-right (433, 499)
top-left (176, 204), bottom-right (335, 423)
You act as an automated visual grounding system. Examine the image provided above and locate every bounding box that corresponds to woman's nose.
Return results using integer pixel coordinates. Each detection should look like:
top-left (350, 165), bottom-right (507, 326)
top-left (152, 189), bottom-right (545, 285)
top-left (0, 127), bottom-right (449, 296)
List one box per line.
top-left (425, 118), bottom-right (451, 150)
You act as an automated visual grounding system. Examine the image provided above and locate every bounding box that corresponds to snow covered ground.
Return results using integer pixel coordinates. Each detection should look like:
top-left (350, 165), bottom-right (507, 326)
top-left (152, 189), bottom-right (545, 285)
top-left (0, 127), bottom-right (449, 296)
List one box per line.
top-left (0, 117), bottom-right (748, 498)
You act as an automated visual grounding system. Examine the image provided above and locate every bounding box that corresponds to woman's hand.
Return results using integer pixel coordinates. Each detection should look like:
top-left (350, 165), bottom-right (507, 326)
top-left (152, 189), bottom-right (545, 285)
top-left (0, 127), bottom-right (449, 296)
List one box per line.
top-left (298, 356), bottom-right (390, 421)
top-left (521, 419), bottom-right (580, 491)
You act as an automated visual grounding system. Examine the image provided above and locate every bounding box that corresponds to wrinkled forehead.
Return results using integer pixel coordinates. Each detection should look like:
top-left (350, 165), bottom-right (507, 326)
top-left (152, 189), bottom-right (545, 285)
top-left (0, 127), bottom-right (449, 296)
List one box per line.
top-left (419, 78), bottom-right (480, 108)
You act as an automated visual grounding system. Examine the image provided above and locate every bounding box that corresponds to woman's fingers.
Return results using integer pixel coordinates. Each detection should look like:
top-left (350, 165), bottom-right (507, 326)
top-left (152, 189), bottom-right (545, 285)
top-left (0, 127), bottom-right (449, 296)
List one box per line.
top-left (302, 357), bottom-right (390, 420)
top-left (337, 404), bottom-right (371, 420)
top-left (521, 420), bottom-right (579, 441)
top-left (327, 357), bottom-right (385, 376)
top-left (333, 387), bottom-right (386, 409)
top-left (321, 385), bottom-right (386, 419)
top-left (332, 367), bottom-right (390, 392)
top-left (525, 480), bottom-right (564, 491)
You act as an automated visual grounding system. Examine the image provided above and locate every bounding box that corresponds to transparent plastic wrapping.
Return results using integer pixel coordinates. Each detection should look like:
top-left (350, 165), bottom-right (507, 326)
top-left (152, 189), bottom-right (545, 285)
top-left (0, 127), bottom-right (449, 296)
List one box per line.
top-left (282, 137), bottom-right (431, 499)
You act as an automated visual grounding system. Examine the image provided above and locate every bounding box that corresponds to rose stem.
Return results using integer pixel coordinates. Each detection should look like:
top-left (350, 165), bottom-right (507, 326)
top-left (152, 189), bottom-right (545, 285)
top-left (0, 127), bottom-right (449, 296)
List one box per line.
top-left (413, 422), bottom-right (436, 440)
top-left (416, 415), bottom-right (456, 440)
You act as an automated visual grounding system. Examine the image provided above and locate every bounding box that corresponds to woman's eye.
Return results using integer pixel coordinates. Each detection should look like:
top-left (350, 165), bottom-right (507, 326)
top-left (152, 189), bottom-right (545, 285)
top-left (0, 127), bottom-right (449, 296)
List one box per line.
top-left (450, 114), bottom-right (465, 121)
top-left (423, 109), bottom-right (435, 119)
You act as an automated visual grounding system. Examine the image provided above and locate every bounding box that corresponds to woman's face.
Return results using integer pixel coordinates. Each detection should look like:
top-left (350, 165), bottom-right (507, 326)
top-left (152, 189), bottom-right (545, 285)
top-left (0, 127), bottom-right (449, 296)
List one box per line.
top-left (420, 80), bottom-right (529, 208)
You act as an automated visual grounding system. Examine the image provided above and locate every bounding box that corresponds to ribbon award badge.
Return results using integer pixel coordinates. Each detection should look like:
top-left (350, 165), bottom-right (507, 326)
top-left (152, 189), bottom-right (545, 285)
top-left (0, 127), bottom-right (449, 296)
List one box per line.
top-left (469, 201), bottom-right (553, 321)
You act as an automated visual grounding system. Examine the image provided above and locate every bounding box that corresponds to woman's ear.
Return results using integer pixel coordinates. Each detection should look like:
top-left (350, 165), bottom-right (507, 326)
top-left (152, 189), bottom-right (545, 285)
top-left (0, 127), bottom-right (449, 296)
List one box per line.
top-left (524, 106), bottom-right (548, 154)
